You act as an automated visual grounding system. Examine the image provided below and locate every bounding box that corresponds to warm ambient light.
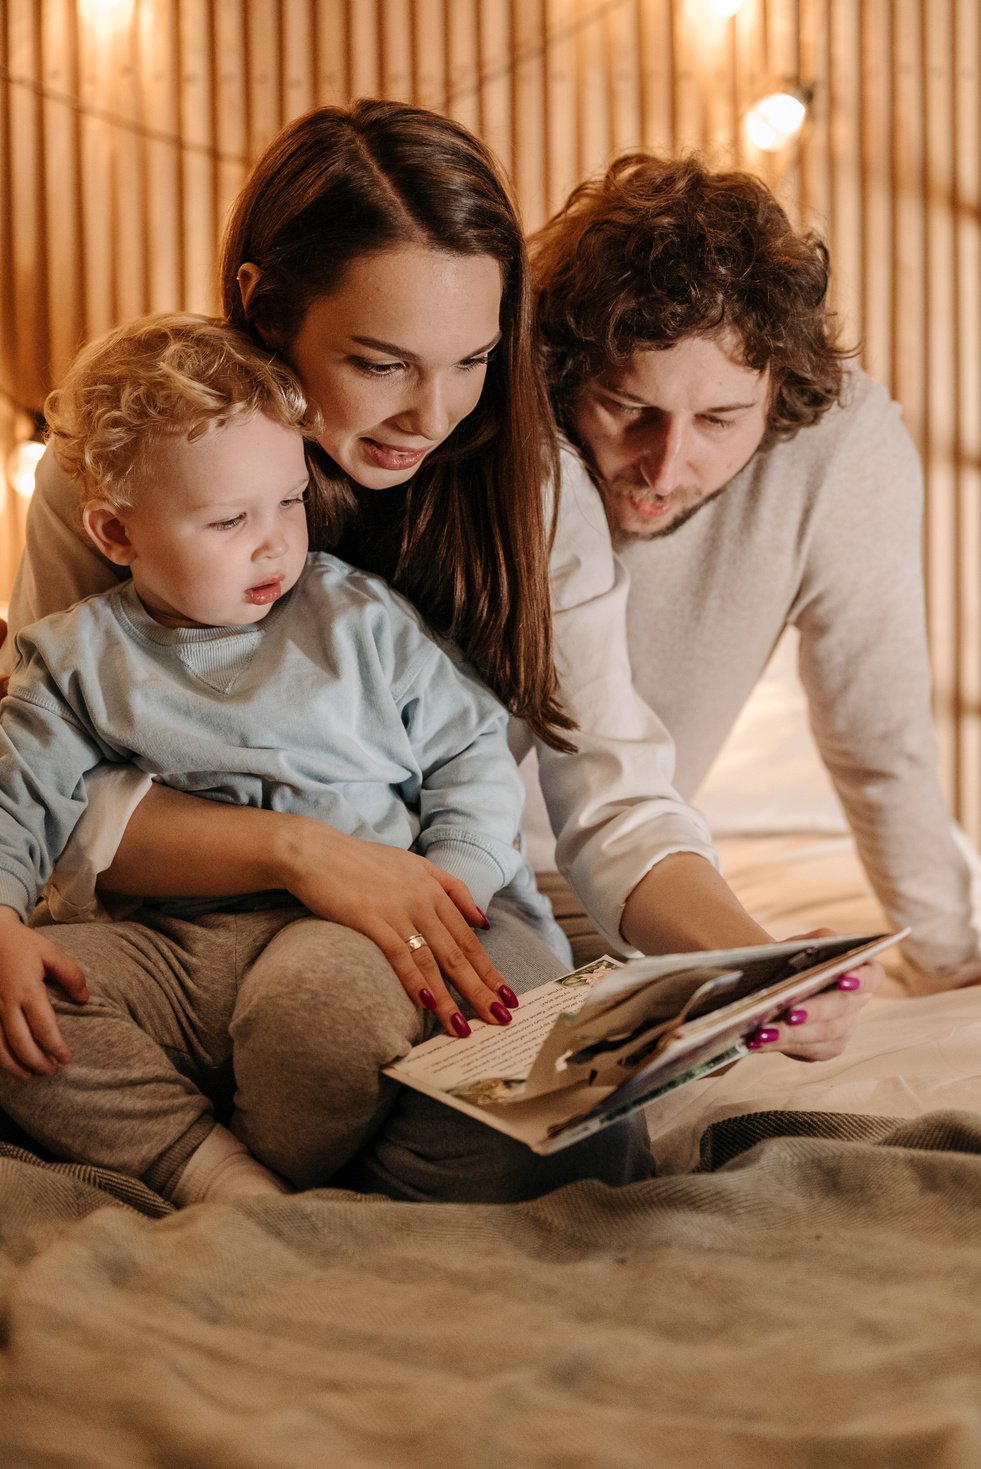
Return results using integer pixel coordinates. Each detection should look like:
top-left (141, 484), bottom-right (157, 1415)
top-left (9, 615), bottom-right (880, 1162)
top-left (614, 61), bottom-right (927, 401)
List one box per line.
top-left (709, 0), bottom-right (746, 16)
top-left (78, 0), bottom-right (134, 28)
top-left (744, 88), bottom-right (810, 151)
top-left (6, 439), bottom-right (44, 499)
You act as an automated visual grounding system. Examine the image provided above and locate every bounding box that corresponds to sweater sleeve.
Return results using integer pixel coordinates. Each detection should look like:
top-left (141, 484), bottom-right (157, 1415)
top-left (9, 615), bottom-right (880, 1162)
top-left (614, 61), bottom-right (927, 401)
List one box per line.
top-left (395, 638), bottom-right (525, 916)
top-left (1, 446), bottom-right (125, 675)
top-left (1, 447), bottom-right (144, 919)
top-left (793, 379), bottom-right (981, 990)
top-left (0, 645), bottom-right (109, 918)
top-left (532, 446), bottom-right (721, 951)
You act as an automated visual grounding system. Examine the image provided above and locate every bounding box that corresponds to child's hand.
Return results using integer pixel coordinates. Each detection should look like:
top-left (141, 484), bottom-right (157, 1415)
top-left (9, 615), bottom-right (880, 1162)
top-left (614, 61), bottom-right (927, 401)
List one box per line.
top-left (0, 908), bottom-right (89, 1079)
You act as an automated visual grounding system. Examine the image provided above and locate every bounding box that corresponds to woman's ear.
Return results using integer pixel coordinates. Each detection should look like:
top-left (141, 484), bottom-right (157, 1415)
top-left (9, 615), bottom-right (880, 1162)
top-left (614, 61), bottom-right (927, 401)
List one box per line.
top-left (236, 262), bottom-right (263, 314)
top-left (82, 502), bottom-right (137, 566)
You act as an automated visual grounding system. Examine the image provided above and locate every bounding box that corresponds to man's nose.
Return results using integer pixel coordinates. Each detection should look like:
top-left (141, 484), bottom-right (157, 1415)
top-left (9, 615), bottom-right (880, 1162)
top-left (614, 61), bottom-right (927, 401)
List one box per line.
top-left (637, 420), bottom-right (686, 492)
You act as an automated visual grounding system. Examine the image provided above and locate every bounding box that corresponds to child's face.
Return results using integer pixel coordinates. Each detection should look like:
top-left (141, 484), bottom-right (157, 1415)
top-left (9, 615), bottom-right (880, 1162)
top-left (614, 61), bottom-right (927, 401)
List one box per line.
top-left (95, 413), bottom-right (310, 629)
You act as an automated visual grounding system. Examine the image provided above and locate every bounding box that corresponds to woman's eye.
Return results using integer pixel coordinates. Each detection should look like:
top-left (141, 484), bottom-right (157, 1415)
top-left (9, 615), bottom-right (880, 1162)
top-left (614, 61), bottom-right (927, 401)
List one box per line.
top-left (351, 357), bottom-right (403, 377)
top-left (459, 350), bottom-right (495, 371)
top-left (281, 490), bottom-right (309, 509)
top-left (210, 514), bottom-right (245, 531)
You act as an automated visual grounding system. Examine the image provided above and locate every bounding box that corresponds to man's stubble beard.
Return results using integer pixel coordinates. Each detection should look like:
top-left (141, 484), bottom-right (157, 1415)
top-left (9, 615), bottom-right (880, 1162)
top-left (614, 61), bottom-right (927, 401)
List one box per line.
top-left (610, 480), bottom-right (731, 543)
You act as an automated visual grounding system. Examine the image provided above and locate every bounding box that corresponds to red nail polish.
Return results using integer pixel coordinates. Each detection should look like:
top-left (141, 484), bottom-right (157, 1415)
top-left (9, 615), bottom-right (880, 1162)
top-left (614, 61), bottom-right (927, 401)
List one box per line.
top-left (476, 908), bottom-right (491, 930)
top-left (489, 1002), bottom-right (512, 1025)
top-left (418, 988), bottom-right (438, 1011)
top-left (786, 1009), bottom-right (808, 1026)
top-left (450, 1012), bottom-right (471, 1038)
top-left (498, 984), bottom-right (519, 1009)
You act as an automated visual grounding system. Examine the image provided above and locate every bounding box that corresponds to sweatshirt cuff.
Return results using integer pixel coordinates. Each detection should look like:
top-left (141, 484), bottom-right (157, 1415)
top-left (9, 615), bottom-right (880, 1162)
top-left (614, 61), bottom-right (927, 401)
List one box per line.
top-left (420, 837), bottom-right (509, 915)
top-left (0, 874), bottom-right (35, 923)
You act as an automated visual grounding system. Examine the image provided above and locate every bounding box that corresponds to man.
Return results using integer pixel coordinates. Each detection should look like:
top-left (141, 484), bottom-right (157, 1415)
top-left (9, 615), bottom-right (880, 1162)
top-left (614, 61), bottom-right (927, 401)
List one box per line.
top-left (531, 151), bottom-right (981, 992)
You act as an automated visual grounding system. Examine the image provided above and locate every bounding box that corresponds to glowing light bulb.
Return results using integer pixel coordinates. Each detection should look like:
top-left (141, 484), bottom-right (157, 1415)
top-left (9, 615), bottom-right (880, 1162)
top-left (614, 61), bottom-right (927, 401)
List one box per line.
top-left (6, 439), bottom-right (44, 499)
top-left (745, 89), bottom-right (808, 151)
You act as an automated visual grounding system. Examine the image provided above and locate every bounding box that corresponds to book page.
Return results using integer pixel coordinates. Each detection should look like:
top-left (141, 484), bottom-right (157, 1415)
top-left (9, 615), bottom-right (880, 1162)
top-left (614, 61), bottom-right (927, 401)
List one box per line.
top-left (384, 956), bottom-right (621, 1106)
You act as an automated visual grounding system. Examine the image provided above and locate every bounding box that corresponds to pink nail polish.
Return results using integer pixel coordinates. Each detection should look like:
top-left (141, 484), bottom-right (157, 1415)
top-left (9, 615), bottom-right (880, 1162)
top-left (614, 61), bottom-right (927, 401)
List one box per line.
top-left (489, 1002), bottom-right (512, 1025)
top-left (498, 985), bottom-right (519, 1009)
top-left (758, 1027), bottom-right (780, 1044)
top-left (746, 1037), bottom-right (762, 1050)
top-left (786, 1009), bottom-right (808, 1026)
top-left (451, 1012), bottom-right (471, 1038)
top-left (837, 974), bottom-right (861, 992)
top-left (418, 988), bottom-right (438, 1012)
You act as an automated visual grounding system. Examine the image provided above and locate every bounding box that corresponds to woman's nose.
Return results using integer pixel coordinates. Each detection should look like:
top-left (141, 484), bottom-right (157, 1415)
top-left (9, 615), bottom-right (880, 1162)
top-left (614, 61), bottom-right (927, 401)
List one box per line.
top-left (393, 378), bottom-right (451, 442)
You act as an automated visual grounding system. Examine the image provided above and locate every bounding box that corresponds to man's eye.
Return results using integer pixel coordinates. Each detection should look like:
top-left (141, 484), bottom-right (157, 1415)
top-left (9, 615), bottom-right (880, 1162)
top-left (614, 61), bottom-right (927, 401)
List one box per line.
top-left (700, 415), bottom-right (735, 430)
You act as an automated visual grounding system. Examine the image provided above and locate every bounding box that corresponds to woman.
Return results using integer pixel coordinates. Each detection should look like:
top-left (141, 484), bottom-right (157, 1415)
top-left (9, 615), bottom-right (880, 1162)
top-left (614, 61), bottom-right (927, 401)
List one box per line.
top-left (2, 101), bottom-right (878, 1200)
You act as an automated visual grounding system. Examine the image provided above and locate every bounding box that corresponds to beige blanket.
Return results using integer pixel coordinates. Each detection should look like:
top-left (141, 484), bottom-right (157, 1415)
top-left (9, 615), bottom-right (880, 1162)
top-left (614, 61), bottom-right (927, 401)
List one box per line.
top-left (2, 1111), bottom-right (981, 1468)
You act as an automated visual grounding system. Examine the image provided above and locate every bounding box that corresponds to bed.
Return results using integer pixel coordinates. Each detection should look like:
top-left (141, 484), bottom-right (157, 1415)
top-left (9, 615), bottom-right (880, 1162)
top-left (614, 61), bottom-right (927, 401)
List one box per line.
top-left (3, 631), bottom-right (981, 1466)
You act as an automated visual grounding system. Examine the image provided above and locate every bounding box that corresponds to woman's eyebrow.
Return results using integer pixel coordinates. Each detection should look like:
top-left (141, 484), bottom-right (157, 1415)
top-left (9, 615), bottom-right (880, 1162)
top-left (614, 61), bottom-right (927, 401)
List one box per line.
top-left (349, 333), bottom-right (501, 361)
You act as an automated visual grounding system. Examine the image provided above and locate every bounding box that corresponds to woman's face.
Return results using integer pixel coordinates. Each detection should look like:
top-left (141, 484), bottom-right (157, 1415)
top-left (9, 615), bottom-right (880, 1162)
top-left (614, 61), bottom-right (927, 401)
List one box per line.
top-left (284, 245), bottom-right (503, 489)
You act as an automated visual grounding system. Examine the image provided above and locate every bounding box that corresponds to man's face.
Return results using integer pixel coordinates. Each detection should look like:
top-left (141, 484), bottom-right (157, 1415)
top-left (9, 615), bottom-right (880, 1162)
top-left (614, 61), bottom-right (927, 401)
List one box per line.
top-left (571, 331), bottom-right (771, 540)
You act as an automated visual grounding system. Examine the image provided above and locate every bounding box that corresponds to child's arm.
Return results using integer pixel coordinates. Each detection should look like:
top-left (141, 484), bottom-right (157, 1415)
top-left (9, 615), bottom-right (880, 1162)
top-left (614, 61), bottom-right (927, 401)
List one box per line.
top-left (0, 907), bottom-right (89, 1079)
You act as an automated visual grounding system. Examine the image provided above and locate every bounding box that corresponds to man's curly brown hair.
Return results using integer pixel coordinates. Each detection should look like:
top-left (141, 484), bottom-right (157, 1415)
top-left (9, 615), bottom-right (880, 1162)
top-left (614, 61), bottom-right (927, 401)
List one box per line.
top-left (531, 152), bottom-right (854, 440)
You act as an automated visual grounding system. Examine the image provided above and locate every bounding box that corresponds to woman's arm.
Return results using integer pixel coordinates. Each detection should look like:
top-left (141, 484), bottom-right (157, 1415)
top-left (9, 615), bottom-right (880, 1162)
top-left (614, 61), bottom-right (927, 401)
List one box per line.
top-left (101, 784), bottom-right (517, 1032)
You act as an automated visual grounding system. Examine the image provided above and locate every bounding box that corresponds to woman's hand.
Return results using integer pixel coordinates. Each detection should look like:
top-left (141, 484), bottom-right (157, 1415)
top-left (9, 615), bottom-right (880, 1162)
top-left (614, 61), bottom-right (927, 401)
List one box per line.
top-left (276, 817), bottom-right (518, 1039)
top-left (745, 929), bottom-right (885, 1061)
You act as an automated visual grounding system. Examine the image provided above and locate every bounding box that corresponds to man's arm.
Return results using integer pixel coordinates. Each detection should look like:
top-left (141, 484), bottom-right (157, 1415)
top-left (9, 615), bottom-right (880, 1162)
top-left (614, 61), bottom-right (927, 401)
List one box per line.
top-left (795, 379), bottom-right (981, 990)
top-left (534, 446), bottom-right (748, 953)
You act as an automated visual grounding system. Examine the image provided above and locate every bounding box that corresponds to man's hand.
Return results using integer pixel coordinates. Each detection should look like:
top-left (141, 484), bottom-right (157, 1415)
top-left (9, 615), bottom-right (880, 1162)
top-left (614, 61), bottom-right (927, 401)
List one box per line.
top-left (0, 907), bottom-right (89, 1079)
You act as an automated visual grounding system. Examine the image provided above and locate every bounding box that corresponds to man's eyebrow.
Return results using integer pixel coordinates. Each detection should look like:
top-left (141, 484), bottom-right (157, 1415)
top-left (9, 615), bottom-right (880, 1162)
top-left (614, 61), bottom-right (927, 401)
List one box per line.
top-left (350, 333), bottom-right (501, 362)
top-left (602, 384), bottom-right (763, 413)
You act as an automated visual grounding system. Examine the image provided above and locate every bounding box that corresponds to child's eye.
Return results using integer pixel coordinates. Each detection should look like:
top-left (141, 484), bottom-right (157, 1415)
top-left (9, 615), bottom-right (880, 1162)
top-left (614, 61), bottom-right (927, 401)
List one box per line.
top-left (210, 513), bottom-right (245, 531)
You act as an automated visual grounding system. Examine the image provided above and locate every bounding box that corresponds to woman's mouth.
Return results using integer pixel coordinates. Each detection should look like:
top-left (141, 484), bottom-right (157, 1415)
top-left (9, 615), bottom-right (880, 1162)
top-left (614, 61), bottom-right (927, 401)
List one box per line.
top-left (361, 439), bottom-right (430, 473)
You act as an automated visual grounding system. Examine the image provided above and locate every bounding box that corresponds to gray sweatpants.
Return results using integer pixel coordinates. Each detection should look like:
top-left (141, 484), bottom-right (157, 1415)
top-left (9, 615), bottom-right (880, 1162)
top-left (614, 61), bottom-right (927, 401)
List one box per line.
top-left (0, 890), bottom-right (653, 1202)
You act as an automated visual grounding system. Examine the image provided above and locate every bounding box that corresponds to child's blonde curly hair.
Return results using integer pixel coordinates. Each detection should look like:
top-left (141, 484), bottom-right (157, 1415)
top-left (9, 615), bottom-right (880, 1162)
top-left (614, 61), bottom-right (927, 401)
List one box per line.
top-left (45, 312), bottom-right (319, 511)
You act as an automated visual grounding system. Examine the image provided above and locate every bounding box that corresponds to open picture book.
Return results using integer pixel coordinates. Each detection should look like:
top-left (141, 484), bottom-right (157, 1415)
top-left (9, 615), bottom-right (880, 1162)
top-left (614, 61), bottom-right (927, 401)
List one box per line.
top-left (383, 930), bottom-right (905, 1154)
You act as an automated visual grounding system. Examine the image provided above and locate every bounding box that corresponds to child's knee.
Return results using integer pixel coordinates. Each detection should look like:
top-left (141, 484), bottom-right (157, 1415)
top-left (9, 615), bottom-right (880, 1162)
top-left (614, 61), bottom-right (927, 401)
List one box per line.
top-left (232, 920), bottom-right (423, 1070)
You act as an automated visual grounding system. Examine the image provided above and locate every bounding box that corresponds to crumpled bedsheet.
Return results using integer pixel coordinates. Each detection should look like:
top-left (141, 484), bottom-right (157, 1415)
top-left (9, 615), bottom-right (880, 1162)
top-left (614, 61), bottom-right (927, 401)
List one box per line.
top-left (2, 1109), bottom-right (981, 1469)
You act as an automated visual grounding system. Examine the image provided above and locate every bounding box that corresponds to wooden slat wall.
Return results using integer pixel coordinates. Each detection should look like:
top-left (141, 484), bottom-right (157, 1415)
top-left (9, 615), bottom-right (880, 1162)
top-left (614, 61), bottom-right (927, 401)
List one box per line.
top-left (0, 0), bottom-right (978, 836)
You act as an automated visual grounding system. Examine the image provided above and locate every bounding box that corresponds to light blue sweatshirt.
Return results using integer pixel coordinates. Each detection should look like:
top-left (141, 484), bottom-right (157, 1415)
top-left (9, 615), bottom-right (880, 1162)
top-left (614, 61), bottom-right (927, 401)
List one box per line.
top-left (0, 552), bottom-right (525, 920)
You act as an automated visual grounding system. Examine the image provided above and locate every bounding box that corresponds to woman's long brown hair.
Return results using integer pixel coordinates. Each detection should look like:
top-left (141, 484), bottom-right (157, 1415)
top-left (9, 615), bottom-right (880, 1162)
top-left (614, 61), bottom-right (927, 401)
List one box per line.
top-left (221, 99), bottom-right (574, 750)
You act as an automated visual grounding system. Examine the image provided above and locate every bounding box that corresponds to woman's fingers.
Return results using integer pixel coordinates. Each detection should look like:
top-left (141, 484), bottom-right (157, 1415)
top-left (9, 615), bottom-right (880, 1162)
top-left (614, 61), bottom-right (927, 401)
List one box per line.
top-left (749, 961), bottom-right (884, 1061)
top-left (375, 908), bottom-right (516, 1037)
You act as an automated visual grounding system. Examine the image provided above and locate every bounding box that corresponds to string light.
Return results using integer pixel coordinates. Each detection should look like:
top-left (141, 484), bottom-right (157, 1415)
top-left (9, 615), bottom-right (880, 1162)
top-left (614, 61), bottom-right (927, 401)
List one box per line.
top-left (744, 84), bottom-right (812, 152)
top-left (5, 414), bottom-right (45, 500)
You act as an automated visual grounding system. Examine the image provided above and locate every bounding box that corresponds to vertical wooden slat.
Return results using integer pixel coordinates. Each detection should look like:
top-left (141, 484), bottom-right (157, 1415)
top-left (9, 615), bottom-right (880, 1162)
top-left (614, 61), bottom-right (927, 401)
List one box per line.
top-left (922, 0), bottom-right (959, 804)
top-left (0, 0), bottom-right (977, 852)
